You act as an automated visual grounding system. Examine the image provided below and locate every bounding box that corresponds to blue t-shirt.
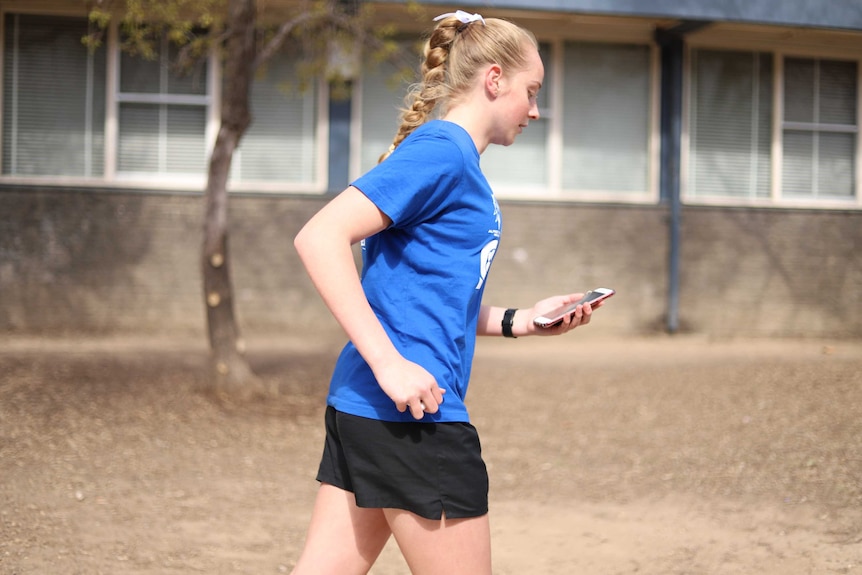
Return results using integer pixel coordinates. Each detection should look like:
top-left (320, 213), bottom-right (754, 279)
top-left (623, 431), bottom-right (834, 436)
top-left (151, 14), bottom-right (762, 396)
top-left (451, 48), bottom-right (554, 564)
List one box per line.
top-left (327, 120), bottom-right (501, 423)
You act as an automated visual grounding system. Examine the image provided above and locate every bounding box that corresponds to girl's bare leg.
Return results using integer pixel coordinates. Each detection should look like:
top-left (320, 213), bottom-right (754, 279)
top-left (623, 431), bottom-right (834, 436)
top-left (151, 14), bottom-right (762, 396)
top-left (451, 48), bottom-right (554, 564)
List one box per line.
top-left (291, 483), bottom-right (392, 575)
top-left (384, 509), bottom-right (492, 575)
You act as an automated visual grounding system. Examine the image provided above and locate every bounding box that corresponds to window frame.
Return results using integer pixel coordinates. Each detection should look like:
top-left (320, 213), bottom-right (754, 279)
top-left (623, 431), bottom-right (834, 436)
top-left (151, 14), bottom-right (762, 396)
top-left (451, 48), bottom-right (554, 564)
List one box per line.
top-left (684, 34), bottom-right (862, 210)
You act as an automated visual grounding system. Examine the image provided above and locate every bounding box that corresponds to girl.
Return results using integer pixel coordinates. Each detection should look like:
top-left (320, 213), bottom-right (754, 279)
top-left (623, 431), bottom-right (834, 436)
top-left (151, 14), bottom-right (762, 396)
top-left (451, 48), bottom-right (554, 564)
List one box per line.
top-left (292, 10), bottom-right (599, 575)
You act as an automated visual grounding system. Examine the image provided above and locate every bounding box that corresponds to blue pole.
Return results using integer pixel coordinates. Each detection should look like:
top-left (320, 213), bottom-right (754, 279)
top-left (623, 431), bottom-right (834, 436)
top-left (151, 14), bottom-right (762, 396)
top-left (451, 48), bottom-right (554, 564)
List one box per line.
top-left (656, 22), bottom-right (709, 333)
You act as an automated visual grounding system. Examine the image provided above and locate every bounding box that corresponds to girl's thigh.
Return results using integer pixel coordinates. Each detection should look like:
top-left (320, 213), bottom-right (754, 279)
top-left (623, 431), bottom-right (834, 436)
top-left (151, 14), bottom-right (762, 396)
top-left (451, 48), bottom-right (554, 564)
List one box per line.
top-left (291, 483), bottom-right (392, 575)
top-left (384, 509), bottom-right (492, 575)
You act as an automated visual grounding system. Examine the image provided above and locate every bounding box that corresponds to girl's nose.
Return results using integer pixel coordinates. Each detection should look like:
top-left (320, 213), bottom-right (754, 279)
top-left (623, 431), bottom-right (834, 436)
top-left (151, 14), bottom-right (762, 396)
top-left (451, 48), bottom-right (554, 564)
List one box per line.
top-left (529, 104), bottom-right (540, 120)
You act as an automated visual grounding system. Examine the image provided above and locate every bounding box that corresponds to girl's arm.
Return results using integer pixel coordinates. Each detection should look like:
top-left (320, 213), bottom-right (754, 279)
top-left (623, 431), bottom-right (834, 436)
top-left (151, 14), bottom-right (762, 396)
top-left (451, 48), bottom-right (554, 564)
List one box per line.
top-left (294, 186), bottom-right (444, 418)
top-left (477, 293), bottom-right (600, 337)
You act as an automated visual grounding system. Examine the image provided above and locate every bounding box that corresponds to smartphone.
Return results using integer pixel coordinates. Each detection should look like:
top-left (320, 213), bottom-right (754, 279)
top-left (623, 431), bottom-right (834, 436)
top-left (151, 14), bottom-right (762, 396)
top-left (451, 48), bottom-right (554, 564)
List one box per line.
top-left (532, 288), bottom-right (615, 328)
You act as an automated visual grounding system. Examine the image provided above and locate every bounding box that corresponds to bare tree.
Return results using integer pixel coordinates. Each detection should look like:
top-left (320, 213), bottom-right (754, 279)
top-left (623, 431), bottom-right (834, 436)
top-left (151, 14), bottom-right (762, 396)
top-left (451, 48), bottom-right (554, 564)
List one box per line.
top-left (87, 0), bottom-right (415, 395)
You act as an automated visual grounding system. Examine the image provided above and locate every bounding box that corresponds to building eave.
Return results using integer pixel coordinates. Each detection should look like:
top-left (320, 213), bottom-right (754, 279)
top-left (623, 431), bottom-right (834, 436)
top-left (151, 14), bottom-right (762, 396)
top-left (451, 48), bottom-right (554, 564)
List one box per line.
top-left (372, 0), bottom-right (862, 32)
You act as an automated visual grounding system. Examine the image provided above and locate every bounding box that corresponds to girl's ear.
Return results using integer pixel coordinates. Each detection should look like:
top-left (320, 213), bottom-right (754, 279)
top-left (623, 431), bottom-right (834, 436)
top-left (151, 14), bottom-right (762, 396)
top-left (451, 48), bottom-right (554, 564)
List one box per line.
top-left (484, 64), bottom-right (503, 97)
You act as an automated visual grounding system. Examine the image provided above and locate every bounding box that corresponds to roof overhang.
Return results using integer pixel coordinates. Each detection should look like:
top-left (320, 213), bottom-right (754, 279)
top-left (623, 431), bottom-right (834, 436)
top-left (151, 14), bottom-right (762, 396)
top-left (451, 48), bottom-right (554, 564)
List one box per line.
top-left (372, 0), bottom-right (862, 32)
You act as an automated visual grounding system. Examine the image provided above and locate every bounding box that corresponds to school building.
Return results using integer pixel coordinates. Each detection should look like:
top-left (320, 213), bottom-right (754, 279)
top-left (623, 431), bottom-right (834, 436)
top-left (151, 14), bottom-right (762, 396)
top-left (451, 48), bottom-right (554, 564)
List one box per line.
top-left (1, 0), bottom-right (860, 339)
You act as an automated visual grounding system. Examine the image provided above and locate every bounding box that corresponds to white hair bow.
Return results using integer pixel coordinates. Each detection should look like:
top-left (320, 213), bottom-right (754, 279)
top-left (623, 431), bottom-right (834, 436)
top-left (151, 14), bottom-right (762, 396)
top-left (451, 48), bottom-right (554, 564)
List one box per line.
top-left (433, 10), bottom-right (486, 26)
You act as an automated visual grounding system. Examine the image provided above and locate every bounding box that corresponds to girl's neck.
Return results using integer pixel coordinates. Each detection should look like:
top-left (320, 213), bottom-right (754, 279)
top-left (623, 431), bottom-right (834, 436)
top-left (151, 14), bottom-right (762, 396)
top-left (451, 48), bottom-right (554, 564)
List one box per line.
top-left (443, 104), bottom-right (492, 154)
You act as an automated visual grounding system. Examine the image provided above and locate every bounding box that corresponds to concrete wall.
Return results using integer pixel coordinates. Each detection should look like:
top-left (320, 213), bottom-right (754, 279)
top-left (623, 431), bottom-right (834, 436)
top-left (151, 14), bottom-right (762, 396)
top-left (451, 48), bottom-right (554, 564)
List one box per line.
top-left (678, 208), bottom-right (861, 338)
top-left (1, 186), bottom-right (860, 339)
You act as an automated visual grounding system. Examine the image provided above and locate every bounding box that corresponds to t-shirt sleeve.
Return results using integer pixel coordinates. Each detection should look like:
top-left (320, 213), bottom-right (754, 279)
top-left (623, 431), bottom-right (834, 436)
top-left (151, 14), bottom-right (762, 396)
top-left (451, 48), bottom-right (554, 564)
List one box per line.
top-left (351, 131), bottom-right (465, 229)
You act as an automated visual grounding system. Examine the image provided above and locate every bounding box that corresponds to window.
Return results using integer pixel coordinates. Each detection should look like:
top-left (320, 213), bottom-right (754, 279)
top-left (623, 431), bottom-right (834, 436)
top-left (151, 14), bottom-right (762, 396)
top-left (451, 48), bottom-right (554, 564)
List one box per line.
top-left (356, 43), bottom-right (554, 195)
top-left (689, 50), bottom-right (773, 200)
top-left (560, 41), bottom-right (653, 197)
top-left (355, 41), bottom-right (411, 175)
top-left (3, 14), bottom-right (106, 177)
top-left (783, 58), bottom-right (857, 199)
top-left (1, 12), bottom-right (325, 191)
top-left (481, 43), bottom-right (551, 197)
top-left (231, 53), bottom-right (321, 185)
top-left (117, 38), bottom-right (209, 178)
top-left (688, 48), bottom-right (859, 206)
top-left (356, 41), bottom-right (657, 203)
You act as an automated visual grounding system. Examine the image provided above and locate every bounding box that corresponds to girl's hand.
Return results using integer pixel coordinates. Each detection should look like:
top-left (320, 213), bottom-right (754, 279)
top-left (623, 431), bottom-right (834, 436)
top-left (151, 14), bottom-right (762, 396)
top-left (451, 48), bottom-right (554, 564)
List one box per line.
top-left (526, 293), bottom-right (599, 336)
top-left (372, 356), bottom-right (446, 420)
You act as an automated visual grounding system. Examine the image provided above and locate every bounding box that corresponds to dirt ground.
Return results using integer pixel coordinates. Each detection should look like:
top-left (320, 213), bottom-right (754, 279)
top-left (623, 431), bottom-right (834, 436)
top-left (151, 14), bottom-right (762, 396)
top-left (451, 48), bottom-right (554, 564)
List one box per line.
top-left (1, 333), bottom-right (861, 575)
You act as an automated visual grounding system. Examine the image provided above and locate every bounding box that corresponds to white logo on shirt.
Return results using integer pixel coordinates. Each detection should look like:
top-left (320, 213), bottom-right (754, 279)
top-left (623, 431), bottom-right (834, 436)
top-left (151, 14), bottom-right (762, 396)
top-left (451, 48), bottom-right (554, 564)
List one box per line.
top-left (491, 195), bottom-right (501, 237)
top-left (475, 239), bottom-right (498, 289)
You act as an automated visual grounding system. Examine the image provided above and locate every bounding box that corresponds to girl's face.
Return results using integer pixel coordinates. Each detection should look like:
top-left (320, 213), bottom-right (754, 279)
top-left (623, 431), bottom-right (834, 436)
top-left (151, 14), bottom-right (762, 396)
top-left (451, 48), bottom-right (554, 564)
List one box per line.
top-left (491, 47), bottom-right (544, 147)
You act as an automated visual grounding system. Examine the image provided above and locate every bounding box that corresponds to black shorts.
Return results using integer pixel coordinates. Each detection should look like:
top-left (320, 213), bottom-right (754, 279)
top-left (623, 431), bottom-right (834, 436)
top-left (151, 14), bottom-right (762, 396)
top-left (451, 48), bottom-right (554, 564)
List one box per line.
top-left (316, 406), bottom-right (489, 520)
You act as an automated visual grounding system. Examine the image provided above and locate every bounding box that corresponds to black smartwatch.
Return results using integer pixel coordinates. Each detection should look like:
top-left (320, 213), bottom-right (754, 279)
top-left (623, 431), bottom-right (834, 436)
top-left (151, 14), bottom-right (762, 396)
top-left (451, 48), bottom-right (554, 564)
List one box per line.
top-left (502, 308), bottom-right (518, 338)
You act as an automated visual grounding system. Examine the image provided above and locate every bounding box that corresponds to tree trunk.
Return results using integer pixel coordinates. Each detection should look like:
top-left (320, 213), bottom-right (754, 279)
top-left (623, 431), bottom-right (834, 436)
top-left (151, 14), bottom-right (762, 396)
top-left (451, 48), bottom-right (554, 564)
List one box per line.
top-left (201, 0), bottom-right (263, 396)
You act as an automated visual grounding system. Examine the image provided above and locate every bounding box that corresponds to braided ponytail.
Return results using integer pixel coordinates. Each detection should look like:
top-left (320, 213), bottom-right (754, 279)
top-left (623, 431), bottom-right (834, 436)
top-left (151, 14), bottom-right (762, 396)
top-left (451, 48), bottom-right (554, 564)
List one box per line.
top-left (378, 15), bottom-right (537, 163)
top-left (378, 20), bottom-right (459, 163)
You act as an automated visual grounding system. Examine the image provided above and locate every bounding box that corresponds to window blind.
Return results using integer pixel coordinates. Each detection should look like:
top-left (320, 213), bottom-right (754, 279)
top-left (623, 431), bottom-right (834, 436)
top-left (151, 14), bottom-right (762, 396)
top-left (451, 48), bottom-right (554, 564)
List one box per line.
top-left (357, 54), bottom-right (407, 174)
top-left (689, 50), bottom-right (772, 199)
top-left (117, 103), bottom-right (206, 175)
top-left (358, 43), bottom-right (552, 194)
top-left (562, 42), bottom-right (651, 194)
top-left (2, 14), bottom-right (106, 177)
top-left (231, 52), bottom-right (319, 183)
top-left (483, 43), bottom-right (551, 193)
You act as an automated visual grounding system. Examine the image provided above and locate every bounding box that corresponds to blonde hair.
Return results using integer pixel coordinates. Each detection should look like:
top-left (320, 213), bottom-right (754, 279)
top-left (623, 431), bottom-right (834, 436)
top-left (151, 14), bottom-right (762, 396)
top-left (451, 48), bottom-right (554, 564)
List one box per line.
top-left (378, 17), bottom-right (538, 163)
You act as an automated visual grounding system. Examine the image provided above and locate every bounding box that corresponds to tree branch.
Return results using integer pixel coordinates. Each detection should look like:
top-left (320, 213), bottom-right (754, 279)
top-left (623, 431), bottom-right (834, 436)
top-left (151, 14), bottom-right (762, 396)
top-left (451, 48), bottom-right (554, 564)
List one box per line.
top-left (253, 11), bottom-right (318, 69)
